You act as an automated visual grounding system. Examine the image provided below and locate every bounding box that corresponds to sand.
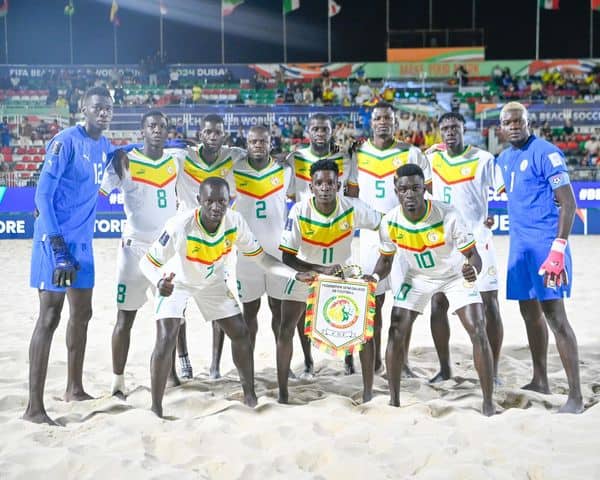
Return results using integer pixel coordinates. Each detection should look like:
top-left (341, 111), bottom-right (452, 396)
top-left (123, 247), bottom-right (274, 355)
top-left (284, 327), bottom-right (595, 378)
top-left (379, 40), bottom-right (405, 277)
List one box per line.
top-left (0, 236), bottom-right (599, 479)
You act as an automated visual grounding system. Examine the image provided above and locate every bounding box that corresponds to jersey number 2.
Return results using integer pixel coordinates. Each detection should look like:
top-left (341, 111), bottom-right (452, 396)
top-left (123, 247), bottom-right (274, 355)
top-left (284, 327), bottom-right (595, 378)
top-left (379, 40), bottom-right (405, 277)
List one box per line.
top-left (256, 200), bottom-right (267, 218)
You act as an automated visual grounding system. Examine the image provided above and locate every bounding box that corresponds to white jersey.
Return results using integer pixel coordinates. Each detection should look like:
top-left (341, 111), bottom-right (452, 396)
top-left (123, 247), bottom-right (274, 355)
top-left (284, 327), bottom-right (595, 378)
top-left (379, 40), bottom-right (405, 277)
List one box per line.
top-left (176, 144), bottom-right (245, 211)
top-left (232, 158), bottom-right (293, 258)
top-left (355, 140), bottom-right (431, 214)
top-left (100, 148), bottom-right (180, 243)
top-left (290, 146), bottom-right (357, 202)
top-left (379, 200), bottom-right (475, 280)
top-left (140, 208), bottom-right (263, 289)
top-left (428, 145), bottom-right (504, 242)
top-left (280, 195), bottom-right (381, 267)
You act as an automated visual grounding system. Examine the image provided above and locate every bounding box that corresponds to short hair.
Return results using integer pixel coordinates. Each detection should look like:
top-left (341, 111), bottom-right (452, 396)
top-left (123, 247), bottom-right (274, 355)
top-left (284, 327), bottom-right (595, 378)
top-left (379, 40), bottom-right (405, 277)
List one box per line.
top-left (82, 86), bottom-right (112, 103)
top-left (248, 125), bottom-right (269, 136)
top-left (395, 164), bottom-right (425, 181)
top-left (438, 112), bottom-right (466, 125)
top-left (310, 158), bottom-right (339, 177)
top-left (200, 176), bottom-right (230, 194)
top-left (141, 110), bottom-right (167, 128)
top-left (201, 114), bottom-right (224, 128)
top-left (500, 101), bottom-right (528, 119)
top-left (308, 113), bottom-right (332, 127)
top-left (372, 101), bottom-right (396, 112)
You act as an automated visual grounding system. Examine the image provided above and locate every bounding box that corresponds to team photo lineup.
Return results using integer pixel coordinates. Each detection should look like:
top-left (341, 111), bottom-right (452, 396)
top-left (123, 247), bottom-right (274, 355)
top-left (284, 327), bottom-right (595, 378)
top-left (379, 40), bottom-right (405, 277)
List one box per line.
top-left (24, 88), bottom-right (583, 424)
top-left (2, 0), bottom-right (600, 477)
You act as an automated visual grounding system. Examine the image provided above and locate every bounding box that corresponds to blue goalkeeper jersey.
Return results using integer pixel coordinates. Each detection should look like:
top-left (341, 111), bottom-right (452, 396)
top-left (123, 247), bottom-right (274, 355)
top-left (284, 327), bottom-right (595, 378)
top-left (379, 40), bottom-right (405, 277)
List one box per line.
top-left (496, 135), bottom-right (570, 242)
top-left (33, 125), bottom-right (114, 242)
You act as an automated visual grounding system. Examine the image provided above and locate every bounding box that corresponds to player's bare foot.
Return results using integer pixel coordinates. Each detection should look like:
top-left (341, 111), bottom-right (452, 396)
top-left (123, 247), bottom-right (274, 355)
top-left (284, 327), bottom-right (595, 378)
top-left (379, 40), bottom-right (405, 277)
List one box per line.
top-left (278, 392), bottom-right (289, 404)
top-left (344, 355), bottom-right (356, 375)
top-left (288, 370), bottom-right (297, 379)
top-left (402, 364), bottom-right (417, 378)
top-left (112, 390), bottom-right (127, 401)
top-left (362, 391), bottom-right (373, 403)
top-left (209, 367), bottom-right (221, 380)
top-left (521, 380), bottom-right (550, 394)
top-left (151, 404), bottom-right (163, 418)
top-left (64, 390), bottom-right (94, 402)
top-left (299, 362), bottom-right (314, 380)
top-left (558, 396), bottom-right (584, 414)
top-left (22, 409), bottom-right (59, 426)
top-left (243, 394), bottom-right (258, 408)
top-left (429, 369), bottom-right (451, 383)
top-left (388, 398), bottom-right (400, 407)
top-left (482, 401), bottom-right (495, 417)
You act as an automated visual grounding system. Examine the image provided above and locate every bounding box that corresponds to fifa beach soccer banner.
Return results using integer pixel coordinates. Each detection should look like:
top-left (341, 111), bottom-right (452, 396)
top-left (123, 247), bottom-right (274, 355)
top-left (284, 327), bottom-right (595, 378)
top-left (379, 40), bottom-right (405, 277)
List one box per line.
top-left (476, 103), bottom-right (600, 127)
top-left (2, 185), bottom-right (600, 239)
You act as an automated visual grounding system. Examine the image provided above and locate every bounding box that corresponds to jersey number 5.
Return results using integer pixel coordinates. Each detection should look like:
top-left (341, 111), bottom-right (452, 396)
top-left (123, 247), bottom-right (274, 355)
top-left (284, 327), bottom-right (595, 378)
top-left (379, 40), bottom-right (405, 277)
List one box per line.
top-left (375, 180), bottom-right (385, 198)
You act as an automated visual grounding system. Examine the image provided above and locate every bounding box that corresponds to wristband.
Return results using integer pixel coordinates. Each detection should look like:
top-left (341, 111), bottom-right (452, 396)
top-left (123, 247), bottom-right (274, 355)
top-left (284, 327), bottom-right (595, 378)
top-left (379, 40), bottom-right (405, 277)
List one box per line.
top-left (551, 238), bottom-right (567, 253)
top-left (372, 273), bottom-right (380, 283)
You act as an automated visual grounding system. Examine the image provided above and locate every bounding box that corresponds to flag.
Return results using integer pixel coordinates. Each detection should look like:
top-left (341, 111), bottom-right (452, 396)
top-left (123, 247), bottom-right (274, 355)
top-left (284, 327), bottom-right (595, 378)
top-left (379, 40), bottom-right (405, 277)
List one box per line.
top-left (539, 0), bottom-right (559, 9)
top-left (64, 1), bottom-right (75, 16)
top-left (110, 0), bottom-right (119, 24)
top-left (593, 0), bottom-right (600, 11)
top-left (222, 0), bottom-right (244, 16)
top-left (328, 0), bottom-right (341, 16)
top-left (0, 0), bottom-right (8, 17)
top-left (283, 0), bottom-right (300, 14)
top-left (159, 1), bottom-right (167, 16)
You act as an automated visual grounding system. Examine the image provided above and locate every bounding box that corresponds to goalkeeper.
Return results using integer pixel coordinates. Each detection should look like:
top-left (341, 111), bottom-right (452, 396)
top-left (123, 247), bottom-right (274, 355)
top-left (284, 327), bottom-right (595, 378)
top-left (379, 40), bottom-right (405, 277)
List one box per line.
top-left (496, 102), bottom-right (582, 414)
top-left (25, 87), bottom-right (119, 425)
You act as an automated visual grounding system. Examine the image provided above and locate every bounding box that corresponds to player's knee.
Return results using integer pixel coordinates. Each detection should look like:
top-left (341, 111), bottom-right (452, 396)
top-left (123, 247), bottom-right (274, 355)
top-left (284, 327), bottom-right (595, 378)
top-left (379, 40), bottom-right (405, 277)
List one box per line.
top-left (431, 294), bottom-right (449, 315)
top-left (228, 321), bottom-right (250, 343)
top-left (278, 321), bottom-right (296, 342)
top-left (544, 312), bottom-right (569, 336)
top-left (39, 307), bottom-right (61, 332)
top-left (388, 321), bottom-right (405, 345)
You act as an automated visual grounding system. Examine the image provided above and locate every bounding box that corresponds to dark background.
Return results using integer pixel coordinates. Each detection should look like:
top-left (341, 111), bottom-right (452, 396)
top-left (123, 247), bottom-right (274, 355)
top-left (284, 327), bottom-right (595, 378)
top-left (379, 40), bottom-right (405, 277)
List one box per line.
top-left (0, 0), bottom-right (598, 64)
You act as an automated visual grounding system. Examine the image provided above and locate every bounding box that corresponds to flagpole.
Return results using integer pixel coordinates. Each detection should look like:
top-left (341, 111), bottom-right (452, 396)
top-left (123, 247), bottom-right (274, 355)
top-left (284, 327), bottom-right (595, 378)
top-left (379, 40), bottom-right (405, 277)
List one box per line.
top-left (3, 16), bottom-right (7, 63)
top-left (283, 8), bottom-right (287, 63)
top-left (472, 0), bottom-right (476, 29)
top-left (385, 0), bottom-right (390, 51)
top-left (221, 6), bottom-right (225, 64)
top-left (429, 0), bottom-right (432, 29)
top-left (159, 12), bottom-right (164, 61)
top-left (327, 3), bottom-right (332, 63)
top-left (113, 23), bottom-right (118, 64)
top-left (535, 1), bottom-right (540, 60)
top-left (69, 11), bottom-right (73, 64)
top-left (591, 6), bottom-right (594, 58)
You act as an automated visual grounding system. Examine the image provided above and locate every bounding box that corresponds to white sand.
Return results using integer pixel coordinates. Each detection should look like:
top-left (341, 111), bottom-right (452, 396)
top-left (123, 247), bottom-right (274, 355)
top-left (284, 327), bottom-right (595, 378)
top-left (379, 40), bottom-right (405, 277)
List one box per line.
top-left (0, 236), bottom-right (599, 479)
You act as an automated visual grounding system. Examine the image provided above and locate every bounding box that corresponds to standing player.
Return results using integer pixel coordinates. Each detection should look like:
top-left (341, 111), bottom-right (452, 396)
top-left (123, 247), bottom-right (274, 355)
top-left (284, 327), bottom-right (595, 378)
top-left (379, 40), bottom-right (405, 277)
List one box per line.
top-left (100, 110), bottom-right (181, 397)
top-left (497, 102), bottom-right (582, 413)
top-left (351, 102), bottom-right (430, 374)
top-left (278, 159), bottom-right (382, 404)
top-left (174, 114), bottom-right (245, 380)
top-left (426, 113), bottom-right (505, 382)
top-left (288, 113), bottom-right (358, 202)
top-left (286, 113), bottom-right (358, 375)
top-left (24, 86), bottom-right (115, 425)
top-left (138, 177), bottom-right (293, 418)
top-left (373, 164), bottom-right (495, 416)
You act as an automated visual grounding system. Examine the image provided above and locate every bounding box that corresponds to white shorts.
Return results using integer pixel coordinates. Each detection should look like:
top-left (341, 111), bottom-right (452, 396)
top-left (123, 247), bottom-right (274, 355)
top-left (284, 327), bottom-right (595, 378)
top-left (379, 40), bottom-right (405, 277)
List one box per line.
top-left (359, 229), bottom-right (392, 295)
top-left (392, 271), bottom-right (482, 314)
top-left (476, 236), bottom-right (499, 293)
top-left (116, 238), bottom-right (155, 310)
top-left (154, 282), bottom-right (241, 322)
top-left (280, 276), bottom-right (310, 303)
top-left (236, 256), bottom-right (289, 302)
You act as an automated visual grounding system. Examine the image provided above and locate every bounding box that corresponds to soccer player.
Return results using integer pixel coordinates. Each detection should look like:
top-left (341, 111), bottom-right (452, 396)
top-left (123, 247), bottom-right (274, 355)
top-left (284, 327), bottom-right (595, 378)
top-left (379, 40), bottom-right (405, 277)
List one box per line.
top-left (373, 164), bottom-right (495, 416)
top-left (139, 177), bottom-right (293, 418)
top-left (496, 102), bottom-right (582, 413)
top-left (174, 114), bottom-right (245, 380)
top-left (287, 113), bottom-right (358, 203)
top-left (278, 159), bottom-right (382, 404)
top-left (100, 110), bottom-right (182, 397)
top-left (230, 126), bottom-right (296, 362)
top-left (351, 102), bottom-right (431, 374)
top-left (25, 86), bottom-right (115, 425)
top-left (426, 113), bottom-right (505, 383)
top-left (286, 113), bottom-right (358, 375)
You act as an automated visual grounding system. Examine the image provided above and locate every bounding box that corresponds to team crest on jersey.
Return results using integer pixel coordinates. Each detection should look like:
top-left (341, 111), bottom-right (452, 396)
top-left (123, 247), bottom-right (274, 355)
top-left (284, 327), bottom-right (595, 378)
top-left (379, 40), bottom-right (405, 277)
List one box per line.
top-left (548, 152), bottom-right (563, 167)
top-left (520, 159), bottom-right (528, 171)
top-left (271, 176), bottom-right (280, 185)
top-left (393, 158), bottom-right (402, 167)
top-left (488, 266), bottom-right (497, 276)
top-left (340, 221), bottom-right (350, 231)
top-left (427, 231), bottom-right (439, 243)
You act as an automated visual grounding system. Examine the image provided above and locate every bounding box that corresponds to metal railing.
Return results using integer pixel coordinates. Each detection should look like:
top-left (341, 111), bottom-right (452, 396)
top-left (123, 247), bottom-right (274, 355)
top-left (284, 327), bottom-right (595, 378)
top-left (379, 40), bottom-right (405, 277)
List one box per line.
top-left (389, 29), bottom-right (485, 49)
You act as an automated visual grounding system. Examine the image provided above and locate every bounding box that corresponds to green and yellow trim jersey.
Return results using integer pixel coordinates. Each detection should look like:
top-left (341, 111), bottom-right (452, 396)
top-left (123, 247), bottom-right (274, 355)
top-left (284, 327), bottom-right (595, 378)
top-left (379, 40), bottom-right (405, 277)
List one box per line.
top-left (140, 207), bottom-right (263, 289)
top-left (100, 148), bottom-right (180, 243)
top-left (354, 140), bottom-right (431, 214)
top-left (290, 146), bottom-right (356, 203)
top-left (232, 158), bottom-right (293, 258)
top-left (379, 200), bottom-right (476, 279)
top-left (427, 145), bottom-right (505, 242)
top-left (175, 145), bottom-right (245, 211)
top-left (280, 195), bottom-right (381, 267)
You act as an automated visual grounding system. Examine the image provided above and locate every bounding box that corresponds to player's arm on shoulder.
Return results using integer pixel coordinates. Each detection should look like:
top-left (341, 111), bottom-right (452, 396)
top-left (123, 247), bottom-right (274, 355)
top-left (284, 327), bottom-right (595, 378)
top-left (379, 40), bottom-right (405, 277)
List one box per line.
top-left (411, 146), bottom-right (433, 192)
top-left (353, 197), bottom-right (382, 230)
top-left (371, 215), bottom-right (396, 281)
top-left (139, 220), bottom-right (178, 288)
top-left (99, 160), bottom-right (122, 196)
top-left (449, 207), bottom-right (482, 275)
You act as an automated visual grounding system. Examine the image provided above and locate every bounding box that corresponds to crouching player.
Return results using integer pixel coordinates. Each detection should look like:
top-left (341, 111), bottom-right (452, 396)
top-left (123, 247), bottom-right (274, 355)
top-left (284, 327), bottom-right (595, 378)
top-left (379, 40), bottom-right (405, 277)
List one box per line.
top-left (139, 177), bottom-right (293, 417)
top-left (373, 164), bottom-right (495, 416)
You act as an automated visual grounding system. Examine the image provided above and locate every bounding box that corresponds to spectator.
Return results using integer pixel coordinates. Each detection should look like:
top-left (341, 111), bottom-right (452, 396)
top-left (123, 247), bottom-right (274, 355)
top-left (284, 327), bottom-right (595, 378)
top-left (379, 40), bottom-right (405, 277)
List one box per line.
top-left (192, 84), bottom-right (202, 103)
top-left (584, 136), bottom-right (600, 165)
top-left (48, 119), bottom-right (60, 138)
top-left (291, 120), bottom-right (304, 140)
top-left (492, 65), bottom-right (503, 86)
top-left (455, 65), bottom-right (469, 86)
top-left (293, 86), bottom-right (303, 104)
top-left (20, 118), bottom-right (34, 140)
top-left (233, 127), bottom-right (246, 149)
top-left (355, 80), bottom-right (373, 105)
top-left (175, 119), bottom-right (186, 139)
top-left (35, 119), bottom-right (49, 141)
top-left (168, 69), bottom-right (180, 88)
top-left (563, 118), bottom-right (575, 137)
top-left (302, 86), bottom-right (314, 104)
top-left (0, 117), bottom-right (11, 148)
top-left (113, 85), bottom-right (125, 105)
